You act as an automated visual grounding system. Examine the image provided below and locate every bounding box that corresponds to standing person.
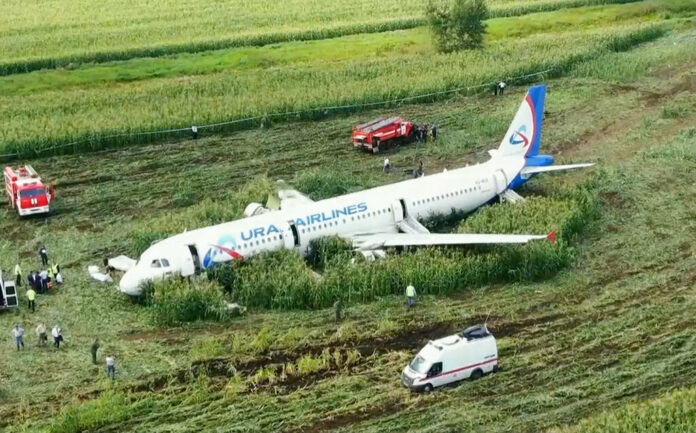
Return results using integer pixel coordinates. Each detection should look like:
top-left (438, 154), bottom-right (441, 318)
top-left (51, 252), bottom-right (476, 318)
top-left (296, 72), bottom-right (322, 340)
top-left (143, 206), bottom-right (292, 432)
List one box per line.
top-left (105, 354), bottom-right (116, 380)
top-left (14, 263), bottom-right (22, 287)
top-left (497, 81), bottom-right (506, 95)
top-left (333, 299), bottom-right (343, 323)
top-left (383, 158), bottom-right (391, 174)
top-left (52, 325), bottom-right (63, 348)
top-left (431, 124), bottom-right (438, 141)
top-left (36, 322), bottom-right (47, 346)
top-left (12, 324), bottom-right (25, 351)
top-left (39, 269), bottom-right (48, 293)
top-left (406, 284), bottom-right (416, 308)
top-left (39, 245), bottom-right (48, 266)
top-left (91, 337), bottom-right (100, 364)
top-left (27, 287), bottom-right (36, 313)
top-left (27, 271), bottom-right (36, 291)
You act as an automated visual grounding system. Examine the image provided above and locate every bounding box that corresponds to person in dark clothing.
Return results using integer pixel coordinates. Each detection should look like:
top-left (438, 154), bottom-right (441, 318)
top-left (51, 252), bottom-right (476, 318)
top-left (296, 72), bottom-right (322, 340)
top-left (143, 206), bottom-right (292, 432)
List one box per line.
top-left (91, 337), bottom-right (100, 364)
top-left (27, 272), bottom-right (36, 290)
top-left (333, 300), bottom-right (343, 323)
top-left (39, 245), bottom-right (48, 266)
top-left (431, 124), bottom-right (438, 141)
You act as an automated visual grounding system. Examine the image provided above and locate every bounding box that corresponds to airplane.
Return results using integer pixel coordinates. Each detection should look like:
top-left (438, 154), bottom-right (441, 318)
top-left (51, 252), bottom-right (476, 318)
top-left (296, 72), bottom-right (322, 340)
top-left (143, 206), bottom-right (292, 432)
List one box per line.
top-left (119, 84), bottom-right (593, 296)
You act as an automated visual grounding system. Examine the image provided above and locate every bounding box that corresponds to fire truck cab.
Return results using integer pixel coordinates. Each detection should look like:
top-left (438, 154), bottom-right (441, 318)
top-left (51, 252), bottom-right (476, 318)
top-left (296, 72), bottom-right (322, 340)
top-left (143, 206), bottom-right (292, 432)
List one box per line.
top-left (352, 117), bottom-right (415, 154)
top-left (4, 165), bottom-right (54, 216)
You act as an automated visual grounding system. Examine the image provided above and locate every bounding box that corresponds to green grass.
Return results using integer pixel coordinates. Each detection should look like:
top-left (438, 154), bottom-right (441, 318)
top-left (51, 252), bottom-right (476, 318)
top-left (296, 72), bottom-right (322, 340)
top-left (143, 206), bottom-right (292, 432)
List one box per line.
top-left (2, 7), bottom-right (696, 433)
top-left (0, 21), bottom-right (671, 157)
top-left (552, 386), bottom-right (696, 433)
top-left (0, 0), bottom-right (644, 75)
top-left (0, 2), bottom-right (666, 98)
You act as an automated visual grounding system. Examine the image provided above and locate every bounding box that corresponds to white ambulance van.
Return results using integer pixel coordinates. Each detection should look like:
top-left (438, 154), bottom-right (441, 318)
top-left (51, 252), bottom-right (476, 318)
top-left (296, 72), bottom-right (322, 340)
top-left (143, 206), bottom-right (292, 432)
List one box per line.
top-left (401, 325), bottom-right (498, 392)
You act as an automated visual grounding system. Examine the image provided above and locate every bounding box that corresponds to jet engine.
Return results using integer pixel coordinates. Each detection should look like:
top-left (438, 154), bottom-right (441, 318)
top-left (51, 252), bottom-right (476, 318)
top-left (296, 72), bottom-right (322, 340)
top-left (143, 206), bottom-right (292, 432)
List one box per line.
top-left (243, 202), bottom-right (270, 218)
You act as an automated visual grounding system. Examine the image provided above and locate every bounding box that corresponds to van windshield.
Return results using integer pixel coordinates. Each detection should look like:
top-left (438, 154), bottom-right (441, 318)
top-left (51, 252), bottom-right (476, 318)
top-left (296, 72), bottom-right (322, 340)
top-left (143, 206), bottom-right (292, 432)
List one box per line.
top-left (409, 355), bottom-right (429, 374)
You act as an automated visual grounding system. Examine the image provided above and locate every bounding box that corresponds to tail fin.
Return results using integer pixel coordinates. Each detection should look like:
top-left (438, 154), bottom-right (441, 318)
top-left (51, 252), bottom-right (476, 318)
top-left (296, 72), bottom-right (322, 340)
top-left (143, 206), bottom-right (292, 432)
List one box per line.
top-left (496, 84), bottom-right (546, 158)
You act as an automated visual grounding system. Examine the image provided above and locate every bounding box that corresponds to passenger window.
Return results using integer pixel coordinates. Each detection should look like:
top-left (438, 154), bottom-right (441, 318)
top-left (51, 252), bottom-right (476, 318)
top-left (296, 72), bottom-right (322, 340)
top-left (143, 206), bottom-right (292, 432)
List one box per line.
top-left (161, 259), bottom-right (170, 267)
top-left (428, 362), bottom-right (443, 377)
top-left (151, 259), bottom-right (161, 268)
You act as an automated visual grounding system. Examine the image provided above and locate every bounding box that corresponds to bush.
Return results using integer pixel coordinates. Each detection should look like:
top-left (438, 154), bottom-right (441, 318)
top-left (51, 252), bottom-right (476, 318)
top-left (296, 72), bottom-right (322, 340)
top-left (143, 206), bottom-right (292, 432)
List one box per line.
top-left (307, 236), bottom-right (354, 271)
top-left (426, 0), bottom-right (488, 53)
top-left (149, 279), bottom-right (228, 325)
top-left (207, 249), bottom-right (319, 309)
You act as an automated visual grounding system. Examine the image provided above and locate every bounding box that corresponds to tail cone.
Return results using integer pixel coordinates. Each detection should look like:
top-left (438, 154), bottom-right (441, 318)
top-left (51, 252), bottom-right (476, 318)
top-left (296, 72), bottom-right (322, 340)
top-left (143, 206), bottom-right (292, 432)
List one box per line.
top-left (547, 230), bottom-right (556, 243)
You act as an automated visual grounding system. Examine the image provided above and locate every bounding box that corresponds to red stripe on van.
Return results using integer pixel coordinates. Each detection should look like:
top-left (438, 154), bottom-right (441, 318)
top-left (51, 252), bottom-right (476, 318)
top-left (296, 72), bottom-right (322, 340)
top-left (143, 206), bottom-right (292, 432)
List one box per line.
top-left (417, 357), bottom-right (497, 382)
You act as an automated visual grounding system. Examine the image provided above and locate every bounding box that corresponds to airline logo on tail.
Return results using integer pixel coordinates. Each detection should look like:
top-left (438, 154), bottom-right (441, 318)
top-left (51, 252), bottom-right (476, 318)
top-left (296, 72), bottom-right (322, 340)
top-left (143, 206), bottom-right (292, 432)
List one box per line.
top-left (496, 84), bottom-right (545, 157)
top-left (509, 124), bottom-right (529, 146)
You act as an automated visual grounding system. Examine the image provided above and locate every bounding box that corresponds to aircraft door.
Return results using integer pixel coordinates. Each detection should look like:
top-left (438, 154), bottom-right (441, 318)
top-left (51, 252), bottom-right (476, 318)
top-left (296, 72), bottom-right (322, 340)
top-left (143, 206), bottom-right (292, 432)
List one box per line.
top-left (180, 244), bottom-right (197, 277)
top-left (391, 200), bottom-right (404, 224)
top-left (283, 221), bottom-right (300, 249)
top-left (492, 170), bottom-right (508, 194)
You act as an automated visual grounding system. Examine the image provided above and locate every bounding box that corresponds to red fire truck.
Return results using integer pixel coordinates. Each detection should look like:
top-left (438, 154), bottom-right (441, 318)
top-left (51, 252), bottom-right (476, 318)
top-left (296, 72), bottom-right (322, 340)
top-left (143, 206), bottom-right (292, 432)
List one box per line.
top-left (352, 117), bottom-right (415, 154)
top-left (4, 165), bottom-right (54, 216)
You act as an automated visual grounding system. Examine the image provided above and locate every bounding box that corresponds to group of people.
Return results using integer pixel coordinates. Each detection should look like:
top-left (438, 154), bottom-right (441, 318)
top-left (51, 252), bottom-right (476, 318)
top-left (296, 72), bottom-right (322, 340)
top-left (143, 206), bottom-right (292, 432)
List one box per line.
top-left (413, 123), bottom-right (438, 143)
top-left (11, 322), bottom-right (63, 350)
top-left (13, 245), bottom-right (64, 313)
top-left (11, 324), bottom-right (117, 380)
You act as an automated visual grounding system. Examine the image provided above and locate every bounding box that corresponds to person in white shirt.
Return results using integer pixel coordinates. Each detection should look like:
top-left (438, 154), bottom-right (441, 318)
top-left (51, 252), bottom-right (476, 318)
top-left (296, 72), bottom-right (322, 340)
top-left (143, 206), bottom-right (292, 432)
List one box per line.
top-left (12, 324), bottom-right (25, 350)
top-left (105, 354), bottom-right (116, 380)
top-left (52, 325), bottom-right (63, 348)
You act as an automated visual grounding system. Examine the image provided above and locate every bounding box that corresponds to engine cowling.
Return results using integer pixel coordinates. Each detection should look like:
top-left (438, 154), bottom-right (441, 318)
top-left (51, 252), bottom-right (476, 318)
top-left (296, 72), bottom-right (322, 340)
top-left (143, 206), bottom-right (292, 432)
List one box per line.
top-left (243, 202), bottom-right (269, 218)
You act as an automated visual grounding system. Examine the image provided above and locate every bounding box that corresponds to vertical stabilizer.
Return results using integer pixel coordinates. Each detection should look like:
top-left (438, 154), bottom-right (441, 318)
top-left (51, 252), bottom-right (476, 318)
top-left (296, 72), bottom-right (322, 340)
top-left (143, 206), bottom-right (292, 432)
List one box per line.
top-left (496, 84), bottom-right (546, 158)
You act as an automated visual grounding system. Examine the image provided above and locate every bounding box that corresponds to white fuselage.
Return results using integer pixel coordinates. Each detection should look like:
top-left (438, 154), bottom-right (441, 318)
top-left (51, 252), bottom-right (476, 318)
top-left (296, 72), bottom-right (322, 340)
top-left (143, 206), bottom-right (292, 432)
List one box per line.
top-left (119, 156), bottom-right (524, 295)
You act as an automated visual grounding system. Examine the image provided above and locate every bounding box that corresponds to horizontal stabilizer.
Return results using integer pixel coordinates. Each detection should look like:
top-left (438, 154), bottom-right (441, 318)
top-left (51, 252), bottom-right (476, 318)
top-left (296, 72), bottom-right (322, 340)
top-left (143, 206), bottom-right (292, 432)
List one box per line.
top-left (520, 163), bottom-right (594, 176)
top-left (352, 232), bottom-right (553, 250)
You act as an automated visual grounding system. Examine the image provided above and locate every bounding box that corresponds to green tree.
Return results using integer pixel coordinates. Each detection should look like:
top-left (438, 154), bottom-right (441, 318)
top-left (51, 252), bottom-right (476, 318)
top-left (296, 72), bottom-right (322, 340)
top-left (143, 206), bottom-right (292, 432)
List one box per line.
top-left (426, 0), bottom-right (488, 53)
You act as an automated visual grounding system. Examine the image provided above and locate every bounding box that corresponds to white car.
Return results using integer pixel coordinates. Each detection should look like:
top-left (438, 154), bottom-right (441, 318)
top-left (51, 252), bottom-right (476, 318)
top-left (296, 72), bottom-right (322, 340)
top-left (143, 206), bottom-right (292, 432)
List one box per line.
top-left (401, 325), bottom-right (498, 392)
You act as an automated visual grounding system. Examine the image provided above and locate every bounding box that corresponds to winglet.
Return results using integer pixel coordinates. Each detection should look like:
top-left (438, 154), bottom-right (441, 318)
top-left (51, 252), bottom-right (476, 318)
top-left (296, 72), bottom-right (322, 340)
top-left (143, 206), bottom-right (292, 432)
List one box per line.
top-left (547, 231), bottom-right (556, 243)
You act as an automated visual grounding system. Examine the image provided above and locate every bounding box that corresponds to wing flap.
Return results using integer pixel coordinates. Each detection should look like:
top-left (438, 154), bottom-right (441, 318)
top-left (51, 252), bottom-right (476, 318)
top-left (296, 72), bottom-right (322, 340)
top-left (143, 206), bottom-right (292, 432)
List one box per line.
top-left (353, 232), bottom-right (553, 250)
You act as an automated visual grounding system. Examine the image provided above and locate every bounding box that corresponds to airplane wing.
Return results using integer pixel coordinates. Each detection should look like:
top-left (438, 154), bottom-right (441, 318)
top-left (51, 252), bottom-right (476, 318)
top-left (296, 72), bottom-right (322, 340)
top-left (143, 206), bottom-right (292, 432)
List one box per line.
top-left (352, 231), bottom-right (554, 250)
top-left (520, 163), bottom-right (594, 176)
top-left (278, 188), bottom-right (314, 209)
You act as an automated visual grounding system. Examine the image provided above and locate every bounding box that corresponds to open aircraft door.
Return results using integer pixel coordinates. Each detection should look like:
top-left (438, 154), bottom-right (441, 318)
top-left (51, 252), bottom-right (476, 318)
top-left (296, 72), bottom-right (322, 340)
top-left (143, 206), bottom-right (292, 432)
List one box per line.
top-left (284, 221), bottom-right (300, 249)
top-left (180, 244), bottom-right (198, 276)
top-left (391, 200), bottom-right (404, 224)
top-left (492, 170), bottom-right (508, 194)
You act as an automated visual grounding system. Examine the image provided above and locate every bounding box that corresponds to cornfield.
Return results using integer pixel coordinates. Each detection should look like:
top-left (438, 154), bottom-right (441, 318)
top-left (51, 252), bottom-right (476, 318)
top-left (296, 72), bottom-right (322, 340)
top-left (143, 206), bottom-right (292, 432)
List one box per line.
top-left (0, 23), bottom-right (666, 156)
top-left (0, 0), bottom-right (641, 75)
top-left (207, 181), bottom-right (600, 311)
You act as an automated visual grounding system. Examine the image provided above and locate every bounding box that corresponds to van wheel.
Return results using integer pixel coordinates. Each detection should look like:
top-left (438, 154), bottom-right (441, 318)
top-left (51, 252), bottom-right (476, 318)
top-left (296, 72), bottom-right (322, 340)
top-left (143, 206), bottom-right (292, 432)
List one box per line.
top-left (470, 369), bottom-right (483, 380)
top-left (423, 384), bottom-right (433, 393)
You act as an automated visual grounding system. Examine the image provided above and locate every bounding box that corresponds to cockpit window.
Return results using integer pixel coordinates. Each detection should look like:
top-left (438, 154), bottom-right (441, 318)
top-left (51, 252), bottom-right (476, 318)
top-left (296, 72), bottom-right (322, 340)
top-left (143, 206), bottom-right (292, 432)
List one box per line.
top-left (151, 259), bottom-right (162, 268)
top-left (161, 258), bottom-right (170, 267)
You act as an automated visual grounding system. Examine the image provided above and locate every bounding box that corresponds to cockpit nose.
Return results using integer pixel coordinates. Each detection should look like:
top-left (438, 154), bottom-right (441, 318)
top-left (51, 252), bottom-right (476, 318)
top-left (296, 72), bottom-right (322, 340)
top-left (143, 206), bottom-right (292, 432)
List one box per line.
top-left (118, 269), bottom-right (142, 296)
